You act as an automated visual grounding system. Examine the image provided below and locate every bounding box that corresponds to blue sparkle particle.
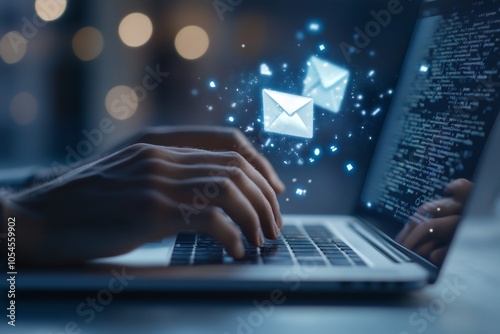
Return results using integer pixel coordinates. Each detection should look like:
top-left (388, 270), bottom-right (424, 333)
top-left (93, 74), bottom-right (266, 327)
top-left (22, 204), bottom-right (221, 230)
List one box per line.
top-left (346, 163), bottom-right (354, 172)
top-left (314, 148), bottom-right (321, 156)
top-left (308, 22), bottom-right (321, 32)
top-left (209, 81), bottom-right (216, 88)
top-left (228, 116), bottom-right (235, 122)
top-left (296, 188), bottom-right (307, 196)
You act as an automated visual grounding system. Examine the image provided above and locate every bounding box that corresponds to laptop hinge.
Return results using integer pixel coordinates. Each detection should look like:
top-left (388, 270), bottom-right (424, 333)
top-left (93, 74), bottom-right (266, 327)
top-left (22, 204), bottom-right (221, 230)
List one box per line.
top-left (349, 222), bottom-right (411, 263)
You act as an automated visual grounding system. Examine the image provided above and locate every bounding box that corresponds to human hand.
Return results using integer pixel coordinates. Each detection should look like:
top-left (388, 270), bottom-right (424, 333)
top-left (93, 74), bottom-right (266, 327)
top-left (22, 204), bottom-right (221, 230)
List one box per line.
top-left (4, 143), bottom-right (283, 265)
top-left (396, 178), bottom-right (473, 265)
top-left (135, 126), bottom-right (285, 194)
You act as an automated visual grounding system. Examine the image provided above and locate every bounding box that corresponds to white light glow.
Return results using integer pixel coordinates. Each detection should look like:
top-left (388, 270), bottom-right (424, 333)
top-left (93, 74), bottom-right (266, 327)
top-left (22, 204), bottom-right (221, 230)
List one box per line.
top-left (119, 13), bottom-right (153, 47)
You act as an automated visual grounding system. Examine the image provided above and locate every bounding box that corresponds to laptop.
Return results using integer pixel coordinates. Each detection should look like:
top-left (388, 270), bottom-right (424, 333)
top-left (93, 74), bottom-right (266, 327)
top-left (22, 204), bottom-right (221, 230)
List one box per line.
top-left (16, 0), bottom-right (500, 292)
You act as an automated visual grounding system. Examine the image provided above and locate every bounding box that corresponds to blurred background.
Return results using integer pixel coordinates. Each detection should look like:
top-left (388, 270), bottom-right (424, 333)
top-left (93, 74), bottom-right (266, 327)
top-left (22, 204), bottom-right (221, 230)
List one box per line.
top-left (0, 0), bottom-right (424, 214)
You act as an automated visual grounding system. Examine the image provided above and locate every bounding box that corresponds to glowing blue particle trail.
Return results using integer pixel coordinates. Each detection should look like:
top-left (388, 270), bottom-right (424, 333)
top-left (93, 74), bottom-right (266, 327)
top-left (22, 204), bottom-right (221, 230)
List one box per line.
top-left (371, 108), bottom-right (381, 116)
top-left (368, 70), bottom-right (375, 77)
top-left (330, 145), bottom-right (338, 153)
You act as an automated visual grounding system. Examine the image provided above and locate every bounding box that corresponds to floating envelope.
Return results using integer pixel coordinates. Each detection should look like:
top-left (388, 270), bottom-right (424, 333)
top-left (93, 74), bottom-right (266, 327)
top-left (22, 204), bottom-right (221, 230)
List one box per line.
top-left (262, 89), bottom-right (314, 139)
top-left (303, 56), bottom-right (349, 113)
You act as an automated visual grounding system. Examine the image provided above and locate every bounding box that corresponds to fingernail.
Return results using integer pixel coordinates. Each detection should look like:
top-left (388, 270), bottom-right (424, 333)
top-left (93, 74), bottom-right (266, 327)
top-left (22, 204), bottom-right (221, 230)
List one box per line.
top-left (259, 233), bottom-right (265, 246)
top-left (277, 180), bottom-right (286, 193)
top-left (274, 222), bottom-right (281, 238)
top-left (235, 241), bottom-right (245, 259)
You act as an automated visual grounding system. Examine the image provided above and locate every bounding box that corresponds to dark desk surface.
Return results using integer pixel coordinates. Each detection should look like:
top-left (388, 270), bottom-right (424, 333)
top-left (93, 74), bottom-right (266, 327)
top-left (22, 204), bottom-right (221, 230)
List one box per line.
top-left (5, 216), bottom-right (499, 334)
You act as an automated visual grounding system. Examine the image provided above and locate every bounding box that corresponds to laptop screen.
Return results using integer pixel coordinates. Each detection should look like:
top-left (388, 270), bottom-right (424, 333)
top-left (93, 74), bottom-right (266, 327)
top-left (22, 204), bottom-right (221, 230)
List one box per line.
top-left (359, 0), bottom-right (500, 266)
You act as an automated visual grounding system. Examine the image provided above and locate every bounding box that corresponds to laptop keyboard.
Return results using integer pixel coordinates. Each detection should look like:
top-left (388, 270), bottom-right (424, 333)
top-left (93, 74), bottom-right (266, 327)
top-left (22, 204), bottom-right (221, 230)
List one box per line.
top-left (170, 224), bottom-right (366, 267)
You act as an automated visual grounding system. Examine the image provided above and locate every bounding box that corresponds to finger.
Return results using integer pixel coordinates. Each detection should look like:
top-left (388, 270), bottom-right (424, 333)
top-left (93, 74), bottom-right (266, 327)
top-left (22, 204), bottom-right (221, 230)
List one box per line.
top-left (163, 148), bottom-right (283, 229)
top-left (153, 200), bottom-right (245, 259)
top-left (416, 197), bottom-right (462, 218)
top-left (154, 176), bottom-right (265, 246)
top-left (396, 220), bottom-right (418, 244)
top-left (445, 178), bottom-right (473, 203)
top-left (117, 144), bottom-right (283, 231)
top-left (401, 216), bottom-right (460, 250)
top-left (190, 209), bottom-right (245, 259)
top-left (429, 247), bottom-right (448, 266)
top-left (413, 240), bottom-right (438, 259)
top-left (147, 161), bottom-right (281, 238)
top-left (142, 127), bottom-right (286, 193)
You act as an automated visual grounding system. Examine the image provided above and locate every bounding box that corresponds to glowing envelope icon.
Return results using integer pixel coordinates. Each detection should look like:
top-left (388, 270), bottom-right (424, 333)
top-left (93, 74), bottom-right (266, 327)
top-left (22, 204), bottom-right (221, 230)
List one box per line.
top-left (303, 56), bottom-right (349, 113)
top-left (262, 89), bottom-right (314, 139)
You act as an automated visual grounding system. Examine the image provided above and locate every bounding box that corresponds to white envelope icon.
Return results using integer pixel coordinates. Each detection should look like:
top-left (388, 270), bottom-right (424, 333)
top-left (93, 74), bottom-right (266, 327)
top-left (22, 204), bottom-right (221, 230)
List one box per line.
top-left (262, 89), bottom-right (314, 139)
top-left (303, 56), bottom-right (349, 113)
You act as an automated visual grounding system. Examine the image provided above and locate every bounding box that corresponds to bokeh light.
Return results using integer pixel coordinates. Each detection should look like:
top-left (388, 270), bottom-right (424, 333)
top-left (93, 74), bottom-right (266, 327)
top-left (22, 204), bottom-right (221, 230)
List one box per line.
top-left (118, 13), bottom-right (153, 47)
top-left (0, 31), bottom-right (28, 64)
top-left (10, 92), bottom-right (38, 125)
top-left (105, 85), bottom-right (138, 120)
top-left (35, 0), bottom-right (67, 21)
top-left (174, 25), bottom-right (210, 60)
top-left (72, 27), bottom-right (104, 61)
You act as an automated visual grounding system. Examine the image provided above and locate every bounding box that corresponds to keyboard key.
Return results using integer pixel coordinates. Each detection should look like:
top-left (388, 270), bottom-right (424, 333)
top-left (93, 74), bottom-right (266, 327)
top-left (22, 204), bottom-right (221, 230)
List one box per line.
top-left (262, 258), bottom-right (294, 265)
top-left (169, 259), bottom-right (191, 266)
top-left (297, 258), bottom-right (327, 266)
top-left (328, 258), bottom-right (352, 266)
